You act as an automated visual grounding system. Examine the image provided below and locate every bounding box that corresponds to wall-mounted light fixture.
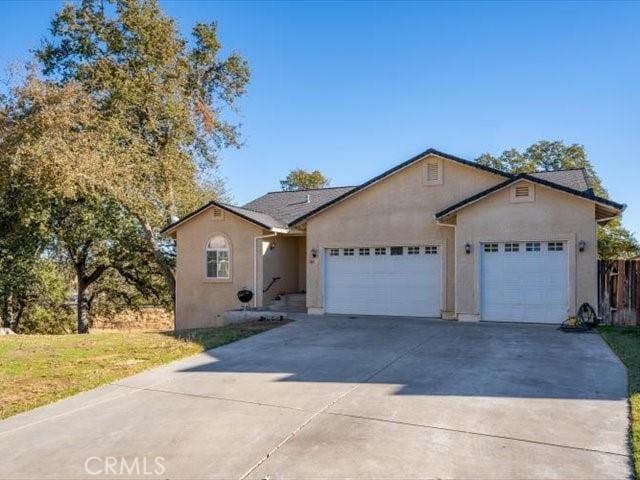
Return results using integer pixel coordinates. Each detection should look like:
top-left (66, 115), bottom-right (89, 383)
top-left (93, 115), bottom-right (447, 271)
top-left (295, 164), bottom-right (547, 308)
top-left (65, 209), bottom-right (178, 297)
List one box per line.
top-left (578, 240), bottom-right (586, 252)
top-left (311, 248), bottom-right (318, 258)
top-left (465, 243), bottom-right (472, 254)
top-left (269, 242), bottom-right (276, 251)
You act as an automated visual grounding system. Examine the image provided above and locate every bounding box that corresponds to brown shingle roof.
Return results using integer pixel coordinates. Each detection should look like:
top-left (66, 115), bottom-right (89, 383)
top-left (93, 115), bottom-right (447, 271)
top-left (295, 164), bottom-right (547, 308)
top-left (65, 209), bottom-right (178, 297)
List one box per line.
top-left (162, 148), bottom-right (624, 234)
top-left (529, 169), bottom-right (590, 192)
top-left (242, 186), bottom-right (356, 225)
top-left (218, 203), bottom-right (287, 230)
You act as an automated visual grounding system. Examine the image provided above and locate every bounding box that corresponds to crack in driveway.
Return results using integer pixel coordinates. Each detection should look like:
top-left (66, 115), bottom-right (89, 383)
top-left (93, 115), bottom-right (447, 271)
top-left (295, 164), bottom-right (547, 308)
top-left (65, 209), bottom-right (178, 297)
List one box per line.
top-left (114, 381), bottom-right (631, 461)
top-left (238, 333), bottom-right (439, 479)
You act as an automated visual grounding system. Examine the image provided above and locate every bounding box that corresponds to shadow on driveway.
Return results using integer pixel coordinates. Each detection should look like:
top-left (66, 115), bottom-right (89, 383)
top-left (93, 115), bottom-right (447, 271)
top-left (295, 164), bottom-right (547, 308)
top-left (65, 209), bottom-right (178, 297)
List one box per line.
top-left (178, 315), bottom-right (627, 401)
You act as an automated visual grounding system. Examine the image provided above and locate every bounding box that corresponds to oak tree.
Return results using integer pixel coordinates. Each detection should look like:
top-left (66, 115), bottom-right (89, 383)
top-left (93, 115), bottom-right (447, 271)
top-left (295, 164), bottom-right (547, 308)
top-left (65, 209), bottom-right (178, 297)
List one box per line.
top-left (36, 0), bottom-right (250, 307)
top-left (280, 169), bottom-right (330, 191)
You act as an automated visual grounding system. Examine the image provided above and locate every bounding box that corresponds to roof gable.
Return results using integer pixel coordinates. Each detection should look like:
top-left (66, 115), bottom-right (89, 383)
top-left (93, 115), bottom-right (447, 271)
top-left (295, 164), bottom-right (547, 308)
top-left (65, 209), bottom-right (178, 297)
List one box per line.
top-left (161, 201), bottom-right (285, 235)
top-left (161, 147), bottom-right (624, 234)
top-left (435, 173), bottom-right (625, 220)
top-left (288, 148), bottom-right (510, 226)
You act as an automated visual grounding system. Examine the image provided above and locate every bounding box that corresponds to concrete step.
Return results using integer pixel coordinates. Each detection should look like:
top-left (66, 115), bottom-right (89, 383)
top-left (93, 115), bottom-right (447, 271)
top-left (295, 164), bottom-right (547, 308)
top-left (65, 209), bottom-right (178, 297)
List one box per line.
top-left (266, 293), bottom-right (307, 313)
top-left (283, 306), bottom-right (307, 313)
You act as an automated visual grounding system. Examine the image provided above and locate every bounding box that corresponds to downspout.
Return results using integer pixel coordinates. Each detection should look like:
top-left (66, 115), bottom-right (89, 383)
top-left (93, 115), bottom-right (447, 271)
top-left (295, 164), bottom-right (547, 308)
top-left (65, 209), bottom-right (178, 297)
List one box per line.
top-left (254, 233), bottom-right (278, 308)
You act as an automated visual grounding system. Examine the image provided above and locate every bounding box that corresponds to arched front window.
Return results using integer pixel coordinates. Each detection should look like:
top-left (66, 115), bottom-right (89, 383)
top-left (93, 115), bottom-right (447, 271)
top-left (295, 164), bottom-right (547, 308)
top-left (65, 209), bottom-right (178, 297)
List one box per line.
top-left (205, 235), bottom-right (230, 279)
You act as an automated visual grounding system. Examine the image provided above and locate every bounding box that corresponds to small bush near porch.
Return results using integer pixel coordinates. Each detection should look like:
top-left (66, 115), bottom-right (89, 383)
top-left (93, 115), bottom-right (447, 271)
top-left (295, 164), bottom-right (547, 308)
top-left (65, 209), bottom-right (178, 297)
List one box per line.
top-left (599, 325), bottom-right (640, 477)
top-left (0, 321), bottom-right (287, 420)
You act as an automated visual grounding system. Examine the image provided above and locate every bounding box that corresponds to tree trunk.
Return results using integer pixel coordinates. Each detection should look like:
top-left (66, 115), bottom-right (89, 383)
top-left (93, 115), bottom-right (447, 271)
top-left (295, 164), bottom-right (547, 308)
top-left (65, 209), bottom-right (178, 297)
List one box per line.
top-left (13, 300), bottom-right (25, 332)
top-left (77, 281), bottom-right (90, 334)
top-left (2, 293), bottom-right (13, 329)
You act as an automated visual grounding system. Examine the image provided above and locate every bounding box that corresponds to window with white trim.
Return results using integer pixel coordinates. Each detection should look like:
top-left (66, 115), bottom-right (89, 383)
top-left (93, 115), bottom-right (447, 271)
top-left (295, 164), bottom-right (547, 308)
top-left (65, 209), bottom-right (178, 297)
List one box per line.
top-left (505, 243), bottom-right (520, 252)
top-left (484, 243), bottom-right (498, 253)
top-left (425, 246), bottom-right (438, 254)
top-left (205, 236), bottom-right (230, 279)
top-left (374, 247), bottom-right (386, 255)
top-left (548, 242), bottom-right (564, 251)
top-left (526, 242), bottom-right (541, 252)
top-left (407, 246), bottom-right (420, 255)
top-left (329, 248), bottom-right (339, 256)
top-left (359, 248), bottom-right (370, 256)
top-left (343, 248), bottom-right (355, 256)
top-left (390, 246), bottom-right (403, 256)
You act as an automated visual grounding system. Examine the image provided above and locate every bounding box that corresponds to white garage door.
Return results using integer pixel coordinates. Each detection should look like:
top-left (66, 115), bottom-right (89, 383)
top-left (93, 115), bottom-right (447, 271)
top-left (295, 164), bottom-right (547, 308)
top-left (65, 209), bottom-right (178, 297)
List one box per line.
top-left (324, 246), bottom-right (441, 317)
top-left (481, 241), bottom-right (568, 323)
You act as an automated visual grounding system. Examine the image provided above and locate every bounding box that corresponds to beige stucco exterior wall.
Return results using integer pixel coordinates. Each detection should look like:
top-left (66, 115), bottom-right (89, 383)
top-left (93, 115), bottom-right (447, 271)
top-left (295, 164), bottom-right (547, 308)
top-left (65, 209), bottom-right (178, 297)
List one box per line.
top-left (454, 180), bottom-right (597, 319)
top-left (262, 235), bottom-right (301, 304)
top-left (304, 154), bottom-right (505, 314)
top-left (175, 208), bottom-right (263, 330)
top-left (173, 155), bottom-right (599, 327)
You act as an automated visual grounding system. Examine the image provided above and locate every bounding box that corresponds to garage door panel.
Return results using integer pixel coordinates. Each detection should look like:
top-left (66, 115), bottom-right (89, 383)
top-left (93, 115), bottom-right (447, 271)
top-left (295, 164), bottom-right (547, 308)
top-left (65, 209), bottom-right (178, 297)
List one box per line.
top-left (481, 242), bottom-right (568, 323)
top-left (325, 247), bottom-right (441, 317)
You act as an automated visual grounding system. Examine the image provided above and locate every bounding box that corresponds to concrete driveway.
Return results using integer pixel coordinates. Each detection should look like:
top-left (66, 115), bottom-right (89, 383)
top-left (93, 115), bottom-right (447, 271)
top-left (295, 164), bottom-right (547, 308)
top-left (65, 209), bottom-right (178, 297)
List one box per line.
top-left (0, 316), bottom-right (631, 479)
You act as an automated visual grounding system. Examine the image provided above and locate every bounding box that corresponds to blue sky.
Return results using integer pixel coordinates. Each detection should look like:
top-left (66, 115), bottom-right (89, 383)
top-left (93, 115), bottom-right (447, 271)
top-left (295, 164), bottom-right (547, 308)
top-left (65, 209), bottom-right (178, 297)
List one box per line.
top-left (1, 1), bottom-right (639, 234)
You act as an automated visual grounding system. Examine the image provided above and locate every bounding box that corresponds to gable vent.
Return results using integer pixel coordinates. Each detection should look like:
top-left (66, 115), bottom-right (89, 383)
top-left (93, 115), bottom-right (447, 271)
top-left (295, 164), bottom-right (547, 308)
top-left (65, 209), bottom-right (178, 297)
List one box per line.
top-left (515, 185), bottom-right (530, 198)
top-left (211, 207), bottom-right (223, 219)
top-left (427, 163), bottom-right (440, 182)
top-left (423, 158), bottom-right (444, 186)
top-left (510, 183), bottom-right (534, 203)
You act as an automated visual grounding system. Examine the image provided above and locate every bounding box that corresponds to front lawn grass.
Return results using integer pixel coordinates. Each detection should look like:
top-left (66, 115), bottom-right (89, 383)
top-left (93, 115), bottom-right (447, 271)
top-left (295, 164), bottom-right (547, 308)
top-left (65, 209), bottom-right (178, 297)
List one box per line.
top-left (0, 320), bottom-right (287, 420)
top-left (599, 325), bottom-right (640, 477)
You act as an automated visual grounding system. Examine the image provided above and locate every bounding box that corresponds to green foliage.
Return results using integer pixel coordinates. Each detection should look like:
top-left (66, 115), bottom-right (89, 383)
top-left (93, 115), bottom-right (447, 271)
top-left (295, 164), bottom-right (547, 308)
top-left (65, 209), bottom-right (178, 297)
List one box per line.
top-left (49, 196), bottom-right (173, 332)
top-left (91, 269), bottom-right (172, 319)
top-left (0, 0), bottom-right (250, 333)
top-left (0, 73), bottom-right (171, 332)
top-left (597, 220), bottom-right (640, 260)
top-left (19, 306), bottom-right (76, 335)
top-left (476, 140), bottom-right (637, 259)
top-left (477, 140), bottom-right (606, 196)
top-left (598, 326), bottom-right (640, 477)
top-left (36, 0), bottom-right (249, 219)
top-left (33, 0), bottom-right (250, 308)
top-left (0, 93), bottom-right (60, 331)
top-left (13, 260), bottom-right (75, 334)
top-left (280, 169), bottom-right (331, 191)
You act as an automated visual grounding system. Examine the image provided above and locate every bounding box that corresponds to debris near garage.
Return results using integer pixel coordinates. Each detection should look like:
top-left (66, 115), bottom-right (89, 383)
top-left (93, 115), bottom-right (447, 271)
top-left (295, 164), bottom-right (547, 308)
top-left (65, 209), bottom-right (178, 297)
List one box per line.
top-left (560, 303), bottom-right (600, 332)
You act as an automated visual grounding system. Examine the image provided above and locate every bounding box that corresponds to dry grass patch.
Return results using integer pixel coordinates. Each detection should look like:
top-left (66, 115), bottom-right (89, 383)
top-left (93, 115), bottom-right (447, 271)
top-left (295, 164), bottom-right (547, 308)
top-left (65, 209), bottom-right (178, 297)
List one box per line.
top-left (91, 308), bottom-right (174, 331)
top-left (0, 320), bottom-right (288, 420)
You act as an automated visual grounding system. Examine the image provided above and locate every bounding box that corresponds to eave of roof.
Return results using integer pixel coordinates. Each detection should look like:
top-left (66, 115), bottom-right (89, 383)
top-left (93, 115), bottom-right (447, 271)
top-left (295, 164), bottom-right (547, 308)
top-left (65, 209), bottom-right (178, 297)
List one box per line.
top-left (160, 201), bottom-right (285, 235)
top-left (288, 148), bottom-right (511, 226)
top-left (160, 147), bottom-right (625, 234)
top-left (435, 173), bottom-right (626, 220)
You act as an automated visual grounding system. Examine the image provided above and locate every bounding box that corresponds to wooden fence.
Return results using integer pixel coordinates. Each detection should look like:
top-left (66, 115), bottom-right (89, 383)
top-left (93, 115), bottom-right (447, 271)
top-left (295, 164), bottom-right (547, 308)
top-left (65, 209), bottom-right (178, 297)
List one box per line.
top-left (598, 259), bottom-right (640, 325)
